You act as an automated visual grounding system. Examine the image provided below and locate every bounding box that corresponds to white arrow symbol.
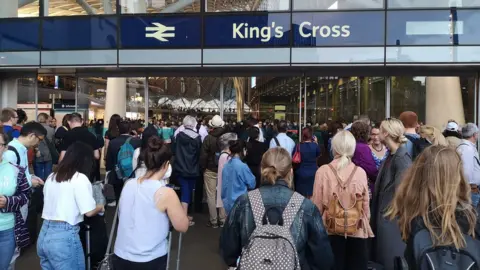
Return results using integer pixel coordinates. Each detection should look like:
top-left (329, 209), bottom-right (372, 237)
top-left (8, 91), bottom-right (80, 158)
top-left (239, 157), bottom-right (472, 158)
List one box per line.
top-left (145, 22), bottom-right (175, 42)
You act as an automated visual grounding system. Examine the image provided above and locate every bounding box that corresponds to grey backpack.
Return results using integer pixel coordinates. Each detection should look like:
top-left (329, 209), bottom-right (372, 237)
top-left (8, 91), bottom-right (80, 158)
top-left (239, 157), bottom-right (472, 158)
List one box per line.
top-left (238, 189), bottom-right (303, 270)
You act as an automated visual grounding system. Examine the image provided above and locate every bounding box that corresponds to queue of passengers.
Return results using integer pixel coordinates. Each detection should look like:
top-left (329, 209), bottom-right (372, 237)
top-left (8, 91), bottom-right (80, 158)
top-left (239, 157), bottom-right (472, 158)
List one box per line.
top-left (2, 107), bottom-right (480, 270)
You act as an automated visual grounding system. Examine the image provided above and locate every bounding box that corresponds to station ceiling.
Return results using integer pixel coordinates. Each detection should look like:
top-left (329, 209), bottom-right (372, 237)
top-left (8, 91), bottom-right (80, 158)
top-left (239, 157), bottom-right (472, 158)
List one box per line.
top-left (18, 0), bottom-right (263, 16)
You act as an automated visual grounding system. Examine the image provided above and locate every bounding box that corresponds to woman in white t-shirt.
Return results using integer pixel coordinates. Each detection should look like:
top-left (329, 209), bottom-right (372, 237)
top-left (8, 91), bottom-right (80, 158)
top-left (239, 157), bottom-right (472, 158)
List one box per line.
top-left (37, 142), bottom-right (104, 270)
top-left (114, 135), bottom-right (188, 270)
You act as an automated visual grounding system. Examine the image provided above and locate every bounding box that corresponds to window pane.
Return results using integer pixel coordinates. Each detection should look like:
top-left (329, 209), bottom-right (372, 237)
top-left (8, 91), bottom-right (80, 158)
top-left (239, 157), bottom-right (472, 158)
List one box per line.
top-left (206, 0), bottom-right (289, 11)
top-left (45, 0), bottom-right (117, 16)
top-left (387, 10), bottom-right (480, 46)
top-left (6, 0), bottom-right (40, 18)
top-left (120, 0), bottom-right (200, 13)
top-left (294, 0), bottom-right (383, 10)
top-left (389, 0), bottom-right (480, 9)
top-left (391, 76), bottom-right (475, 128)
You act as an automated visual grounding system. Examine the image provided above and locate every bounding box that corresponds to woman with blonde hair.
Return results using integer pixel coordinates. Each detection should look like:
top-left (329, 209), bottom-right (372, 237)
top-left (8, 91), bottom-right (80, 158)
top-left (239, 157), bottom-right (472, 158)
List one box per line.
top-left (418, 125), bottom-right (448, 146)
top-left (387, 145), bottom-right (480, 269)
top-left (312, 130), bottom-right (373, 270)
top-left (220, 147), bottom-right (334, 270)
top-left (371, 118), bottom-right (412, 269)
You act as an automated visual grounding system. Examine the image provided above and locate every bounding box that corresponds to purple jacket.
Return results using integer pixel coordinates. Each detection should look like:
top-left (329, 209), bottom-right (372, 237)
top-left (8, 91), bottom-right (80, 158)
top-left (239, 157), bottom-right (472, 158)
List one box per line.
top-left (0, 164), bottom-right (31, 249)
top-left (352, 142), bottom-right (378, 180)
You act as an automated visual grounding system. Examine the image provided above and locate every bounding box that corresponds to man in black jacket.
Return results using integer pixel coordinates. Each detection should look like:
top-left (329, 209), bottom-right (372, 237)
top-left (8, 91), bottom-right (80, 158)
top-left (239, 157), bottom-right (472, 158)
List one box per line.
top-left (200, 115), bottom-right (227, 228)
top-left (174, 115), bottom-right (202, 226)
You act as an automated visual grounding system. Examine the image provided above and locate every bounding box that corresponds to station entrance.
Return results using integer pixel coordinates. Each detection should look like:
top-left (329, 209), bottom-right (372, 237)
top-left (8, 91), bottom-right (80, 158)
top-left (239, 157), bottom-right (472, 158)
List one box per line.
top-left (5, 72), bottom-right (479, 136)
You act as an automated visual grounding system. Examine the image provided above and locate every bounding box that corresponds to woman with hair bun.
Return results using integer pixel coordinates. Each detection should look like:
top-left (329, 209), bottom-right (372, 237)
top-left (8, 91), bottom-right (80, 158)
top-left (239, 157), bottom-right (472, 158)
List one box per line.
top-left (220, 147), bottom-right (334, 270)
top-left (221, 139), bottom-right (256, 214)
top-left (371, 118), bottom-right (412, 269)
top-left (113, 135), bottom-right (189, 269)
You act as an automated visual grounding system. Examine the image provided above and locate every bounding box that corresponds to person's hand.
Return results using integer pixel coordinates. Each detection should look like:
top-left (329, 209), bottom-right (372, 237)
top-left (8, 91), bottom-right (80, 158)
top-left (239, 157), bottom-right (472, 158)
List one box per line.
top-left (0, 196), bottom-right (6, 208)
top-left (31, 176), bottom-right (45, 188)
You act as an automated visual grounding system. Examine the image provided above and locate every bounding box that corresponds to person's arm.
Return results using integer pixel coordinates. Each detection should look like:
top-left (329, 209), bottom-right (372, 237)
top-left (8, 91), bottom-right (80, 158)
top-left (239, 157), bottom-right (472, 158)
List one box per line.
top-left (199, 138), bottom-right (209, 172)
top-left (241, 164), bottom-right (256, 190)
top-left (459, 146), bottom-right (475, 184)
top-left (0, 167), bottom-right (31, 212)
top-left (93, 149), bottom-right (100, 160)
top-left (155, 187), bottom-right (189, 233)
top-left (59, 151), bottom-right (66, 163)
top-left (394, 154), bottom-right (413, 188)
top-left (311, 167), bottom-right (325, 214)
top-left (74, 174), bottom-right (103, 217)
top-left (306, 205), bottom-right (335, 270)
top-left (132, 148), bottom-right (140, 170)
top-left (219, 194), bottom-right (247, 267)
top-left (105, 142), bottom-right (114, 171)
top-left (104, 138), bottom-right (110, 161)
top-left (352, 147), bottom-right (378, 180)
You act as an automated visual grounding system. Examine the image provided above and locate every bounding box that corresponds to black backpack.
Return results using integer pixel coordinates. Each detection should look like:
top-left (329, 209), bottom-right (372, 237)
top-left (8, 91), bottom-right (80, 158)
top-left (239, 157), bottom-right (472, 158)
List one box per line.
top-left (401, 228), bottom-right (480, 270)
top-left (405, 134), bottom-right (431, 160)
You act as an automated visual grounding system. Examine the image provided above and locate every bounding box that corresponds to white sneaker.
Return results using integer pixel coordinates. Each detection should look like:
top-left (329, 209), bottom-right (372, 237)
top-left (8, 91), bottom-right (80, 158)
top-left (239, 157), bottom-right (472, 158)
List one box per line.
top-left (107, 201), bottom-right (117, 207)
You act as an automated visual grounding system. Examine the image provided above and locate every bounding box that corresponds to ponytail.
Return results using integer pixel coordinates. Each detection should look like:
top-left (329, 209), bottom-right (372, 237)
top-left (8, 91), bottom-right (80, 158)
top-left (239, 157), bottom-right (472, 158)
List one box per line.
top-left (336, 154), bottom-right (350, 171)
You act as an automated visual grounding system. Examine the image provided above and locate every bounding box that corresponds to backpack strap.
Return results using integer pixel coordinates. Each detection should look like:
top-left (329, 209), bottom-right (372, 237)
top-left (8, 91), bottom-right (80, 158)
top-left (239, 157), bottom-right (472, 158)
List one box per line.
top-left (327, 164), bottom-right (358, 189)
top-left (273, 137), bottom-right (280, 147)
top-left (248, 189), bottom-right (266, 228)
top-left (282, 192), bottom-right (304, 229)
top-left (125, 137), bottom-right (132, 145)
top-left (7, 146), bottom-right (21, 166)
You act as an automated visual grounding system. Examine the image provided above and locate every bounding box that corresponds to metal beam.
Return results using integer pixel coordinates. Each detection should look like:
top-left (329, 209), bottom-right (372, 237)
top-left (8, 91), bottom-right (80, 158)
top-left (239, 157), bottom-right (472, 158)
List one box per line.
top-left (102, 0), bottom-right (114, 14)
top-left (76, 0), bottom-right (97, 15)
top-left (252, 0), bottom-right (262, 11)
top-left (160, 0), bottom-right (195, 13)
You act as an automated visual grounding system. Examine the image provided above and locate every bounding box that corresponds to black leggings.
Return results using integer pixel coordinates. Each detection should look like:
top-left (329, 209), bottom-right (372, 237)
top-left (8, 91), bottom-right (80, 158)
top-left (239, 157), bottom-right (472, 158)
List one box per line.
top-left (113, 254), bottom-right (167, 270)
top-left (329, 235), bottom-right (368, 270)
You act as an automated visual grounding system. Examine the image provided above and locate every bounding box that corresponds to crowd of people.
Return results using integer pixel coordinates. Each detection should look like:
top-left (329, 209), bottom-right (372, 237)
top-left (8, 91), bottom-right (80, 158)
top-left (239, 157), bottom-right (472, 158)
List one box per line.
top-left (1, 106), bottom-right (480, 270)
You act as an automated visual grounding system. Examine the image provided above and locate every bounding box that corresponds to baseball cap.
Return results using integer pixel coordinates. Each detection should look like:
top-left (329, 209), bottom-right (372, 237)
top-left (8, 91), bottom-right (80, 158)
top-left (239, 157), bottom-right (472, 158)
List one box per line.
top-left (446, 122), bottom-right (459, 132)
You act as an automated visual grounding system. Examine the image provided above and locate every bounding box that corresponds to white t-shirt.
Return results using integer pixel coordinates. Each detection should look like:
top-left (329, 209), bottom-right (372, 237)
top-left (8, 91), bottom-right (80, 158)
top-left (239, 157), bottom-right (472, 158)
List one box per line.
top-left (42, 172), bottom-right (96, 226)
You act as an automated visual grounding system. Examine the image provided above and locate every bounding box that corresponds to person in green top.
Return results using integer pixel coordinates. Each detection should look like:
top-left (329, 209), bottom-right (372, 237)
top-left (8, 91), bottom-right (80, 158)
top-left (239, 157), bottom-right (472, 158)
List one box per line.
top-left (0, 131), bottom-right (31, 269)
top-left (161, 122), bottom-right (175, 144)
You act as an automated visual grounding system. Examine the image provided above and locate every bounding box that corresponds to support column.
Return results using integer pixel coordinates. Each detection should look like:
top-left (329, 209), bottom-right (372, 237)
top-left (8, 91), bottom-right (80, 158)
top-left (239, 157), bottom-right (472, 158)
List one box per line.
top-left (425, 77), bottom-right (465, 129)
top-left (0, 79), bottom-right (19, 108)
top-left (385, 77), bottom-right (391, 118)
top-left (233, 77), bottom-right (245, 121)
top-left (220, 78), bottom-right (224, 119)
top-left (104, 78), bottom-right (127, 124)
top-left (0, 0), bottom-right (17, 17)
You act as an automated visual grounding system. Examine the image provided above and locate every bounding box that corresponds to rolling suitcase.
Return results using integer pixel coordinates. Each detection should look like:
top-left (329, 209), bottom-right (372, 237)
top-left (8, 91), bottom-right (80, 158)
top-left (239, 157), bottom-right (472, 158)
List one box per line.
top-left (85, 224), bottom-right (92, 270)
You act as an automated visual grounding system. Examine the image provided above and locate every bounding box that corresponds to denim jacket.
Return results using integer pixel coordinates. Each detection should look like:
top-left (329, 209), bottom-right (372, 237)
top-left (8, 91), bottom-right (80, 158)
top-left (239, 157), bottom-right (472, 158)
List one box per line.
top-left (220, 180), bottom-right (334, 270)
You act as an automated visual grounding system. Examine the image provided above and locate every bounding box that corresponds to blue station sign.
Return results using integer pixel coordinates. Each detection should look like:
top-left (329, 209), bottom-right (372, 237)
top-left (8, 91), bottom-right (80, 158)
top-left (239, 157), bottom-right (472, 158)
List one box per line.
top-left (120, 16), bottom-right (202, 48)
top-left (292, 12), bottom-right (385, 46)
top-left (204, 14), bottom-right (291, 47)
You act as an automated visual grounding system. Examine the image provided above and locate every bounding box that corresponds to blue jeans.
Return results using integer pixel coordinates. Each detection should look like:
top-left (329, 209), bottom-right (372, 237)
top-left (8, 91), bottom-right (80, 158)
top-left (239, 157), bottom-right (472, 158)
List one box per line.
top-left (472, 193), bottom-right (480, 207)
top-left (37, 221), bottom-right (85, 270)
top-left (33, 161), bottom-right (53, 180)
top-left (0, 228), bottom-right (15, 270)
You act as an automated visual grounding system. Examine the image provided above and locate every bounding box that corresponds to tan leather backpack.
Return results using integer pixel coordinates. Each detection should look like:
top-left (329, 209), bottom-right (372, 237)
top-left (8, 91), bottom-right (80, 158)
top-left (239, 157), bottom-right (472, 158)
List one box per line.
top-left (325, 164), bottom-right (364, 238)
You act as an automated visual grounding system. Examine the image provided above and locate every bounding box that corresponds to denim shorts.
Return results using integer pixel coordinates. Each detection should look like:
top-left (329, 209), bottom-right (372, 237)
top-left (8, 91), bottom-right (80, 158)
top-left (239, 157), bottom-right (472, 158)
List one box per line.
top-left (0, 228), bottom-right (15, 270)
top-left (178, 176), bottom-right (196, 204)
top-left (37, 220), bottom-right (85, 270)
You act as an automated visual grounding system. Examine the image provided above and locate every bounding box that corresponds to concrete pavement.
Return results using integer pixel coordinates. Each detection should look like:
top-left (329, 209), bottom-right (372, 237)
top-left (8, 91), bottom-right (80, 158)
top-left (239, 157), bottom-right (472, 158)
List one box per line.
top-left (16, 207), bottom-right (228, 270)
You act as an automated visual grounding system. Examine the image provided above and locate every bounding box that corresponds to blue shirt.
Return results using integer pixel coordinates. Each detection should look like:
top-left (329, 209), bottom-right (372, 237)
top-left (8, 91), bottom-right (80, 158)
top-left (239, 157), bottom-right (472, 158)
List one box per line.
top-left (3, 125), bottom-right (20, 139)
top-left (405, 133), bottom-right (420, 158)
top-left (3, 139), bottom-right (32, 186)
top-left (269, 133), bottom-right (296, 157)
top-left (221, 157), bottom-right (256, 214)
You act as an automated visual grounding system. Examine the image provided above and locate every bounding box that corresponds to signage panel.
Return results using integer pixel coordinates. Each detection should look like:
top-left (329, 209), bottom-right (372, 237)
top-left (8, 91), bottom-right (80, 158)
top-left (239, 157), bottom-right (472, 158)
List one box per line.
top-left (387, 10), bottom-right (480, 45)
top-left (42, 17), bottom-right (117, 50)
top-left (204, 14), bottom-right (291, 47)
top-left (0, 19), bottom-right (40, 51)
top-left (292, 12), bottom-right (385, 46)
top-left (54, 104), bottom-right (88, 110)
top-left (120, 16), bottom-right (201, 48)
